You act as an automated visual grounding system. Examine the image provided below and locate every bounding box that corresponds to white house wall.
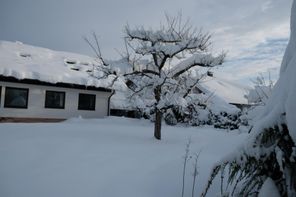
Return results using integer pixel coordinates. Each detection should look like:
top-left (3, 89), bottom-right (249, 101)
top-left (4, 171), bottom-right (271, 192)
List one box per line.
top-left (0, 82), bottom-right (111, 119)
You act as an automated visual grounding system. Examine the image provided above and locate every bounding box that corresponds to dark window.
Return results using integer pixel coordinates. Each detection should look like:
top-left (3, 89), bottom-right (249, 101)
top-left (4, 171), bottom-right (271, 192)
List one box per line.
top-left (4, 87), bottom-right (29, 108)
top-left (78, 93), bottom-right (96, 111)
top-left (45, 91), bottom-right (65, 109)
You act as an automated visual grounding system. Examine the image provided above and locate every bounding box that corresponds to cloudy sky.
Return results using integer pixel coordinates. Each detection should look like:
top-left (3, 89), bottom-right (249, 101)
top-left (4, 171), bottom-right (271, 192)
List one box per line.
top-left (0, 0), bottom-right (293, 85)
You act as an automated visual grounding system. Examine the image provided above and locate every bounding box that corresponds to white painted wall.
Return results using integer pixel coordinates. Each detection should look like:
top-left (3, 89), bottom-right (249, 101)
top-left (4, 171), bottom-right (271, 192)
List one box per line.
top-left (0, 81), bottom-right (112, 119)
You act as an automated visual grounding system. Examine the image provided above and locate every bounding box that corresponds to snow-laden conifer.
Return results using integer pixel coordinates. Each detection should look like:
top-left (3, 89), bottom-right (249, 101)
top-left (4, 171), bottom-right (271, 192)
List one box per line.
top-left (202, 1), bottom-right (296, 196)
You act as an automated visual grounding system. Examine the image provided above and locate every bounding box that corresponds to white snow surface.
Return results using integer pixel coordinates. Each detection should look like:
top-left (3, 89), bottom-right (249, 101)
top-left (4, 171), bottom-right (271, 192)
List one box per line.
top-left (0, 41), bottom-right (111, 88)
top-left (258, 178), bottom-right (281, 197)
top-left (0, 117), bottom-right (247, 197)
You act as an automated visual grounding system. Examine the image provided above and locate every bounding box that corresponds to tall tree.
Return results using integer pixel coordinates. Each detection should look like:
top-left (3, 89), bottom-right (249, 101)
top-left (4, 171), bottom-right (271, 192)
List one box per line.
top-left (123, 15), bottom-right (225, 140)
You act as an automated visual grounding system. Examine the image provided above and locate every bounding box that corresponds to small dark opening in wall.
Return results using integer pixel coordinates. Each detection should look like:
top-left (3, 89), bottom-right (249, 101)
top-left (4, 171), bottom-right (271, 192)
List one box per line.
top-left (71, 68), bottom-right (80, 71)
top-left (81, 62), bottom-right (89, 66)
top-left (4, 87), bottom-right (29, 108)
top-left (19, 53), bottom-right (31, 58)
top-left (78, 93), bottom-right (96, 111)
top-left (45, 90), bottom-right (65, 109)
top-left (65, 60), bottom-right (76, 64)
top-left (207, 71), bottom-right (214, 77)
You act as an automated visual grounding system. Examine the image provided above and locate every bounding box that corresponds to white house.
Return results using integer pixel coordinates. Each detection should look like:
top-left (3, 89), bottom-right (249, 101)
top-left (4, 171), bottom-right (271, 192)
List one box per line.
top-left (0, 41), bottom-right (113, 122)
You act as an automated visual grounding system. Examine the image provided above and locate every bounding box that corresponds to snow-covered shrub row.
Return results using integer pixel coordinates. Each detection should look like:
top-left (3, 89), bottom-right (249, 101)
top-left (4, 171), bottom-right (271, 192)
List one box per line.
top-left (163, 93), bottom-right (247, 130)
top-left (164, 107), bottom-right (244, 130)
top-left (95, 58), bottom-right (247, 130)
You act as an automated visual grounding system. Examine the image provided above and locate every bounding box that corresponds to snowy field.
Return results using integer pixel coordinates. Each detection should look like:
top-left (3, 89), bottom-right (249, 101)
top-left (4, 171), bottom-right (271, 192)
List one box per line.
top-left (0, 117), bottom-right (247, 197)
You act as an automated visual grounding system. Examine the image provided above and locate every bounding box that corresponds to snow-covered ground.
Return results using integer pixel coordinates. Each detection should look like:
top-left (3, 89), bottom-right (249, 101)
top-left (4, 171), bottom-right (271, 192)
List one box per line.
top-left (0, 117), bottom-right (247, 197)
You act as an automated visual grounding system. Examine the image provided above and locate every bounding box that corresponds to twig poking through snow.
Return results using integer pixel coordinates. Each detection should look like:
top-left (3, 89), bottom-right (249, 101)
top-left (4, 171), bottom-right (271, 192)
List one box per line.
top-left (181, 138), bottom-right (192, 197)
top-left (191, 151), bottom-right (201, 197)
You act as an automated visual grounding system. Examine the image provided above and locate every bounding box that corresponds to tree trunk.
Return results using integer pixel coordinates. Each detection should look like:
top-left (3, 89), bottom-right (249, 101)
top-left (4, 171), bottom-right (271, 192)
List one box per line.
top-left (154, 110), bottom-right (162, 140)
top-left (154, 85), bottom-right (162, 140)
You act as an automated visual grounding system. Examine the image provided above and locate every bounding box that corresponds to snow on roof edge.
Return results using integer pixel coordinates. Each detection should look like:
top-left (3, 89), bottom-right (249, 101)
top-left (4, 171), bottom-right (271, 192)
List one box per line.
top-left (0, 40), bottom-right (112, 90)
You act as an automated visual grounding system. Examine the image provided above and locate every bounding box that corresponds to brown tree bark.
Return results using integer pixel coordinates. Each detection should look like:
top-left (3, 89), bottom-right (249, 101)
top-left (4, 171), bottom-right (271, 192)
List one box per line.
top-left (154, 85), bottom-right (162, 140)
top-left (154, 109), bottom-right (162, 140)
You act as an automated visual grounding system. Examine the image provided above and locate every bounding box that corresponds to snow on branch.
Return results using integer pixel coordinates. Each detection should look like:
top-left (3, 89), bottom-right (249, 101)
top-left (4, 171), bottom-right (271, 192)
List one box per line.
top-left (124, 16), bottom-right (212, 59)
top-left (170, 52), bottom-right (225, 78)
top-left (133, 36), bottom-right (210, 58)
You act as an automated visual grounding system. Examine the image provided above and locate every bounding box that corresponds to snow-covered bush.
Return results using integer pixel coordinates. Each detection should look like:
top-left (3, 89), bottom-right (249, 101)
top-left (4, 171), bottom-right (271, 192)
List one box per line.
top-left (247, 85), bottom-right (272, 105)
top-left (163, 93), bottom-right (246, 130)
top-left (202, 1), bottom-right (296, 196)
top-left (247, 73), bottom-right (274, 105)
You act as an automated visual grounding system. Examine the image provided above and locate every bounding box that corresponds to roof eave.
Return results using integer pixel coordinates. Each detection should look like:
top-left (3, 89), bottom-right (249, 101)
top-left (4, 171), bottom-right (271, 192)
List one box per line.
top-left (0, 75), bottom-right (112, 93)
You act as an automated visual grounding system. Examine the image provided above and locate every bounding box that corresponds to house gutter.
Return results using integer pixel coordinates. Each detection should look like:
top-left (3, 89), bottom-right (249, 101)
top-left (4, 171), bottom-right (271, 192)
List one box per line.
top-left (107, 90), bottom-right (115, 116)
top-left (0, 75), bottom-right (112, 92)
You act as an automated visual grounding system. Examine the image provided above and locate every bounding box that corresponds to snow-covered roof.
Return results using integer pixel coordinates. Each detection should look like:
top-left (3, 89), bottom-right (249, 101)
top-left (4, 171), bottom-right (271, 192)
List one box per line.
top-left (199, 75), bottom-right (250, 104)
top-left (0, 41), bottom-right (111, 89)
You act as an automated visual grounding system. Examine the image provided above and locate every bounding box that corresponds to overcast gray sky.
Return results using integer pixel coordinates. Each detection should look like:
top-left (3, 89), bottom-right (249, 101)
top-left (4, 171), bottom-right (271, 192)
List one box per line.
top-left (0, 0), bottom-right (293, 85)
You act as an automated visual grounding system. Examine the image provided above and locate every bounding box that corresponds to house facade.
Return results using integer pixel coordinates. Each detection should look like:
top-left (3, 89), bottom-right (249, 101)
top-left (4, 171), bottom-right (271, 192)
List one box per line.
top-left (0, 41), bottom-right (113, 122)
top-left (0, 76), bottom-right (112, 122)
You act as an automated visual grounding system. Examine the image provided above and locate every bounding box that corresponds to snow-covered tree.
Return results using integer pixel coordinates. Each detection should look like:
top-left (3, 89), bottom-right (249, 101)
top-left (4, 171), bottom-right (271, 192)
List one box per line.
top-left (123, 15), bottom-right (225, 140)
top-left (202, 1), bottom-right (296, 196)
top-left (247, 73), bottom-right (274, 105)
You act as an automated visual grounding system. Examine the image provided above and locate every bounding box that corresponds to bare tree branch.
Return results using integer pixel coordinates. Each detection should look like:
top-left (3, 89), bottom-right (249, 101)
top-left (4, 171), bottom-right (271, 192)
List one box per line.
top-left (84, 33), bottom-right (109, 67)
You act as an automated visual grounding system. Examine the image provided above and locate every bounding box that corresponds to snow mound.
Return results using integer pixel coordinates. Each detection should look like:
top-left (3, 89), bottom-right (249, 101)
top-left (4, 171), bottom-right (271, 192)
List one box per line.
top-left (258, 178), bottom-right (281, 197)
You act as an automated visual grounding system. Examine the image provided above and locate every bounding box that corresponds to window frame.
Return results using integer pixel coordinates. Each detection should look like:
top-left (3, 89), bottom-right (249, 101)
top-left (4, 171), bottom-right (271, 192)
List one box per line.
top-left (78, 93), bottom-right (96, 111)
top-left (44, 90), bottom-right (66, 109)
top-left (4, 87), bottom-right (29, 109)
